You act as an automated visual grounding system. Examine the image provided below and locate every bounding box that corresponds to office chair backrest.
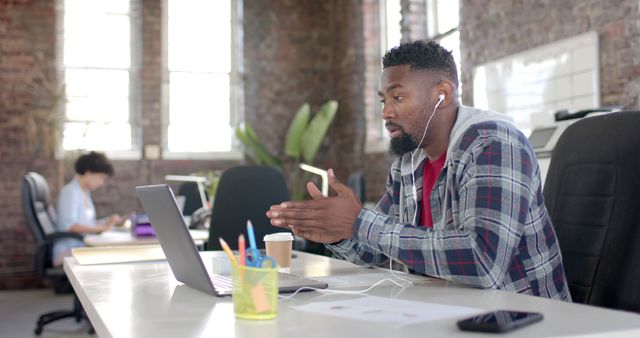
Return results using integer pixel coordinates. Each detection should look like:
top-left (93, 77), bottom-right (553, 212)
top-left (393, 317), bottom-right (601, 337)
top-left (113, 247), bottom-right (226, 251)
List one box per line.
top-left (22, 172), bottom-right (58, 239)
top-left (207, 166), bottom-right (291, 250)
top-left (21, 172), bottom-right (58, 275)
top-left (543, 111), bottom-right (640, 312)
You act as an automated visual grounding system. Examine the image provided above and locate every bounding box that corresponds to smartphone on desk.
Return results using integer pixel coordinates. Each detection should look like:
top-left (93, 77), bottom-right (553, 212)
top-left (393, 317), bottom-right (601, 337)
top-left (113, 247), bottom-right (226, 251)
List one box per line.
top-left (457, 310), bottom-right (543, 333)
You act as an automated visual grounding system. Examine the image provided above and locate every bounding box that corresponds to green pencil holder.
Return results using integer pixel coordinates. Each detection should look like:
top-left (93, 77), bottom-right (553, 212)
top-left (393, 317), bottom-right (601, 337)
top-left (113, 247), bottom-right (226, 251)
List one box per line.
top-left (231, 263), bottom-right (279, 320)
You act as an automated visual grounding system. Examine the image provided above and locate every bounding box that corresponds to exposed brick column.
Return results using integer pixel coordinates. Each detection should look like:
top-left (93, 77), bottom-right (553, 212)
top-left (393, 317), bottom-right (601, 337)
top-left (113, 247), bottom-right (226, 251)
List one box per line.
top-left (140, 0), bottom-right (162, 148)
top-left (400, 0), bottom-right (428, 43)
top-left (243, 0), bottom-right (368, 184)
top-left (0, 0), bottom-right (59, 288)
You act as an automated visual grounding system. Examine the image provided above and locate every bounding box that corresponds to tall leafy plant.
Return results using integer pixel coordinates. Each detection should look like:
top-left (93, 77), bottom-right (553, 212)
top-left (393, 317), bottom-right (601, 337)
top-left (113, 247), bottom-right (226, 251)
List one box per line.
top-left (236, 100), bottom-right (338, 200)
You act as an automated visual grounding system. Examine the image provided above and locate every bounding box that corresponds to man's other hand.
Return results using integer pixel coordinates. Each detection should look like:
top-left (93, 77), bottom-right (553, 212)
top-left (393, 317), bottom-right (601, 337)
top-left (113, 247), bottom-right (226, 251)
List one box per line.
top-left (266, 169), bottom-right (362, 244)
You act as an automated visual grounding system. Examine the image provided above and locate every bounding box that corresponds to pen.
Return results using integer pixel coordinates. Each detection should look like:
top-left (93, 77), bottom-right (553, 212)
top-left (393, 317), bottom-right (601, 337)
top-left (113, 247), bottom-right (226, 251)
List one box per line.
top-left (238, 234), bottom-right (246, 266)
top-left (247, 220), bottom-right (258, 251)
top-left (218, 238), bottom-right (238, 266)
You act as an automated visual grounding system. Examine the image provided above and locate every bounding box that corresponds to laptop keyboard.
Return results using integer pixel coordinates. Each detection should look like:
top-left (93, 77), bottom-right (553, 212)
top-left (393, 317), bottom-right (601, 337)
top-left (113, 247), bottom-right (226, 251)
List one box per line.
top-left (210, 271), bottom-right (302, 293)
top-left (210, 274), bottom-right (233, 292)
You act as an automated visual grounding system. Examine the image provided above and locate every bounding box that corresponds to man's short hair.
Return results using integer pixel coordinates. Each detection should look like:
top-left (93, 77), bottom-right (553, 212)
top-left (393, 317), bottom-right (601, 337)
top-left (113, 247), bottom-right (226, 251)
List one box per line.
top-left (382, 40), bottom-right (459, 88)
top-left (75, 151), bottom-right (114, 176)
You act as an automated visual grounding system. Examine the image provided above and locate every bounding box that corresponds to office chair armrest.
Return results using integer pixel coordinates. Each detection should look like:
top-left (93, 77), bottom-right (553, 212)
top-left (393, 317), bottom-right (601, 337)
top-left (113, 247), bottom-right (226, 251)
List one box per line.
top-left (45, 232), bottom-right (84, 242)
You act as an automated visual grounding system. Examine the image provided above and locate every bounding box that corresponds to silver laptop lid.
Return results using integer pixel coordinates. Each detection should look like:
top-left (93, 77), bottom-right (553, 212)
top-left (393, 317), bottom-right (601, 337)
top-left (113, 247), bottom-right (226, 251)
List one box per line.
top-left (136, 184), bottom-right (217, 296)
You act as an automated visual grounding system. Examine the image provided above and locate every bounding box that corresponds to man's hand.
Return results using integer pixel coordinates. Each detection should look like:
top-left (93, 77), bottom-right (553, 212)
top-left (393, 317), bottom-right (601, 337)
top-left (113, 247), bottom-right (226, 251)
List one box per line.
top-left (266, 169), bottom-right (362, 244)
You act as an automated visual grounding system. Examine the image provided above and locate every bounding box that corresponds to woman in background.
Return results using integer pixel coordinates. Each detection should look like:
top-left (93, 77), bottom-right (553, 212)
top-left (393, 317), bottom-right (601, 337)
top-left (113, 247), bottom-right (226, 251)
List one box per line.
top-left (52, 151), bottom-right (123, 266)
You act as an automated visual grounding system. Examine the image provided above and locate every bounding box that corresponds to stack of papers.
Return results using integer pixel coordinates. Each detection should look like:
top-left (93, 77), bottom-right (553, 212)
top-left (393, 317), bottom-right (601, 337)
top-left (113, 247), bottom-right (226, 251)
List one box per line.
top-left (71, 245), bottom-right (166, 265)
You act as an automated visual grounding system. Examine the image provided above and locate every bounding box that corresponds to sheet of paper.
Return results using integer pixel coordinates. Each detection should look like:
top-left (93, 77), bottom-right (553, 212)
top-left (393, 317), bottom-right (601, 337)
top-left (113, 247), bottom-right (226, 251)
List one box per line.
top-left (313, 272), bottom-right (428, 288)
top-left (293, 296), bottom-right (482, 326)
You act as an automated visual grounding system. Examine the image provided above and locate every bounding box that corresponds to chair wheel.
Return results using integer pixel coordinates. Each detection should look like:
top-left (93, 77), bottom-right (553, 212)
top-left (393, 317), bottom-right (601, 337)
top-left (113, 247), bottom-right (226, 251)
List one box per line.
top-left (35, 327), bottom-right (43, 335)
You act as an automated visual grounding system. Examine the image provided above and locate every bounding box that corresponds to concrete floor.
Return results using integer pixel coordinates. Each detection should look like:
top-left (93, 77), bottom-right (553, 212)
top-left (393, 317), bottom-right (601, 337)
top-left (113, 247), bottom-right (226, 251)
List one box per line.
top-left (0, 289), bottom-right (93, 338)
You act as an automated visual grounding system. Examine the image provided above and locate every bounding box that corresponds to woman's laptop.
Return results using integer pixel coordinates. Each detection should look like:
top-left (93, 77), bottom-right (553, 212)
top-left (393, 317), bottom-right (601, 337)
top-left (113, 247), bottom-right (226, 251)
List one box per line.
top-left (135, 184), bottom-right (328, 296)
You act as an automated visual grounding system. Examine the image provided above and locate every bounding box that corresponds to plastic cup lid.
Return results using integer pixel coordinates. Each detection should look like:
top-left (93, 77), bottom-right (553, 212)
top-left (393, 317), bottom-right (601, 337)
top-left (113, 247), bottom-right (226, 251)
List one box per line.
top-left (264, 232), bottom-right (294, 241)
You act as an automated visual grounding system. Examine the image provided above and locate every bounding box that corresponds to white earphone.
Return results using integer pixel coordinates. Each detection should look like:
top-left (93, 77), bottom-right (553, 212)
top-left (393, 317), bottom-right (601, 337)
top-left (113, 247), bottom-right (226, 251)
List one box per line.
top-left (409, 92), bottom-right (445, 225)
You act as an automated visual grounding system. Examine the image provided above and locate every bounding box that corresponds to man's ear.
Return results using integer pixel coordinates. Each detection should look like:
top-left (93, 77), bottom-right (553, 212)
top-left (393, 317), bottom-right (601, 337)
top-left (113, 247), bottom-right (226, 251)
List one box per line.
top-left (436, 80), bottom-right (456, 105)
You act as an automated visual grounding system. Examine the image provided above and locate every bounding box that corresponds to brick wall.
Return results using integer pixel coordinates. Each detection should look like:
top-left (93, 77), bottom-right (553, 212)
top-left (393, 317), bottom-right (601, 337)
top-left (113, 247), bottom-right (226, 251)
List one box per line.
top-left (243, 0), bottom-right (369, 182)
top-left (460, 0), bottom-right (640, 109)
top-left (0, 0), bottom-right (58, 288)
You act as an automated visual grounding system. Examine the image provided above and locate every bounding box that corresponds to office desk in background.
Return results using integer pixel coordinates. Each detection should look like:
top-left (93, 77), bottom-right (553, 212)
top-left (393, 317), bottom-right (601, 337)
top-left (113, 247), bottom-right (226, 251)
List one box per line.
top-left (64, 252), bottom-right (640, 338)
top-left (83, 228), bottom-right (208, 247)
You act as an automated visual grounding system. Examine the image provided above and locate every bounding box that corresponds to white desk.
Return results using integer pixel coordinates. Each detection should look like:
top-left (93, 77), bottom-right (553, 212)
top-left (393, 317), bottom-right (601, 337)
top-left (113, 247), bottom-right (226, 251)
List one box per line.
top-left (64, 252), bottom-right (640, 338)
top-left (83, 229), bottom-right (208, 247)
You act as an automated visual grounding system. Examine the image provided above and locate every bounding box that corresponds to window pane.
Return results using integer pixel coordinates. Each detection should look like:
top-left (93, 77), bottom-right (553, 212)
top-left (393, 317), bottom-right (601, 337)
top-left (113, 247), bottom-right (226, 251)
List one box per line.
top-left (436, 0), bottom-right (459, 34)
top-left (63, 122), bottom-right (131, 151)
top-left (168, 72), bottom-right (231, 152)
top-left (63, 0), bottom-right (133, 152)
top-left (168, 122), bottom-right (232, 152)
top-left (167, 0), bottom-right (234, 154)
top-left (169, 72), bottom-right (230, 124)
top-left (439, 30), bottom-right (460, 87)
top-left (168, 0), bottom-right (231, 72)
top-left (65, 69), bottom-right (129, 122)
top-left (64, 0), bottom-right (130, 68)
top-left (385, 0), bottom-right (402, 49)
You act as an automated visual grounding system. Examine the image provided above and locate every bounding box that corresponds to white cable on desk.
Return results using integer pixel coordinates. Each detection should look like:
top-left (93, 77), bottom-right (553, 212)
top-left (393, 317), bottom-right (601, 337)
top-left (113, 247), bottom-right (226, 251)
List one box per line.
top-left (280, 258), bottom-right (415, 300)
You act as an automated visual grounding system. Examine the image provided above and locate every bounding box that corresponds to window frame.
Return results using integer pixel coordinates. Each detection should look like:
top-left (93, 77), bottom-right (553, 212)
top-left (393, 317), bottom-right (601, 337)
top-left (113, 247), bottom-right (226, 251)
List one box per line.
top-left (58, 0), bottom-right (142, 160)
top-left (426, 0), bottom-right (459, 40)
top-left (365, 0), bottom-right (401, 154)
top-left (160, 0), bottom-right (243, 160)
top-left (425, 0), bottom-right (461, 93)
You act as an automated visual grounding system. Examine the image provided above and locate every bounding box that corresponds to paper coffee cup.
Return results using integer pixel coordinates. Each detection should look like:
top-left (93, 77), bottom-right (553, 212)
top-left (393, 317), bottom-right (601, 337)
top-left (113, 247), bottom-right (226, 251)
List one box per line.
top-left (264, 232), bottom-right (294, 270)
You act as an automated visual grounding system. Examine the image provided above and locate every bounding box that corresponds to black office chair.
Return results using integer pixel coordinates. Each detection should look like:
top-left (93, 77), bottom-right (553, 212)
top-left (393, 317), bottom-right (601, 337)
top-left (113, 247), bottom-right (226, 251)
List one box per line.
top-left (178, 181), bottom-right (208, 216)
top-left (21, 172), bottom-right (91, 335)
top-left (543, 111), bottom-right (640, 312)
top-left (206, 166), bottom-right (292, 250)
top-left (347, 170), bottom-right (366, 203)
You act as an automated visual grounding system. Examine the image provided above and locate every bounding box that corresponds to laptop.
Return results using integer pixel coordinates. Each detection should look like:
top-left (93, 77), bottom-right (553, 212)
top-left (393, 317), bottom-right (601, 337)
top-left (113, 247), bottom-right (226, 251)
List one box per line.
top-left (136, 184), bottom-right (328, 296)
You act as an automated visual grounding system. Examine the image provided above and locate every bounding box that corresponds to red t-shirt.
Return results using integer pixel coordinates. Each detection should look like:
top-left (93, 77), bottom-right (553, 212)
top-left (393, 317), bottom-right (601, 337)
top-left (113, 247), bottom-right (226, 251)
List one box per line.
top-left (421, 152), bottom-right (447, 227)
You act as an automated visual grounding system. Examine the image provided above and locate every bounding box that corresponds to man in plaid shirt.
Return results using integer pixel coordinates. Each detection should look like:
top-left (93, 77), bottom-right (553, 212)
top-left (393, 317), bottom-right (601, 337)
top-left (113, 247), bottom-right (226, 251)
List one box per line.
top-left (267, 40), bottom-right (571, 301)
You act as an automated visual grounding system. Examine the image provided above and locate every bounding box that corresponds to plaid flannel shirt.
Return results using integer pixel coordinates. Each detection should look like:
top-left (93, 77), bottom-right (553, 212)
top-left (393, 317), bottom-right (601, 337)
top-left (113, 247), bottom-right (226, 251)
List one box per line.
top-left (328, 106), bottom-right (571, 301)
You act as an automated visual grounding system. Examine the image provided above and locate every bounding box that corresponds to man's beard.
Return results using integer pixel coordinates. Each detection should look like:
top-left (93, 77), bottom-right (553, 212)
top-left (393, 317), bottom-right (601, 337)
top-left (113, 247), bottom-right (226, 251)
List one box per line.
top-left (389, 128), bottom-right (418, 156)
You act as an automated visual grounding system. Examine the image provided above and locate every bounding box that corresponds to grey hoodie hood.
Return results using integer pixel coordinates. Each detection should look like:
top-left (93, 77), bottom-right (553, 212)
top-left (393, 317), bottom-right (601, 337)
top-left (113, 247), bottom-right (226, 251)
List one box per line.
top-left (396, 105), bottom-right (516, 225)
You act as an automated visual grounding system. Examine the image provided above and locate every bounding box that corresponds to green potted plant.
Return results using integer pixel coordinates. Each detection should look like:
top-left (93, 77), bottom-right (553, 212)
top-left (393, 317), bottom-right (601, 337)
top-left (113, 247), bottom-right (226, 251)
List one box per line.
top-left (235, 100), bottom-right (338, 200)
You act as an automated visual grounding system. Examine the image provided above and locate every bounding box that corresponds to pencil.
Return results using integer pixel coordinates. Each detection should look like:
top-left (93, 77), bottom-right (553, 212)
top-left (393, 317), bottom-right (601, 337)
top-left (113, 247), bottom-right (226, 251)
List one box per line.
top-left (218, 238), bottom-right (238, 266)
top-left (238, 234), bottom-right (246, 266)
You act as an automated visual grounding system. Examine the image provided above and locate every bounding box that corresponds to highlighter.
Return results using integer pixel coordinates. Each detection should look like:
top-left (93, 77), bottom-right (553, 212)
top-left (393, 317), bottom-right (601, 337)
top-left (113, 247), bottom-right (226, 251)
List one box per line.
top-left (238, 234), bottom-right (246, 266)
